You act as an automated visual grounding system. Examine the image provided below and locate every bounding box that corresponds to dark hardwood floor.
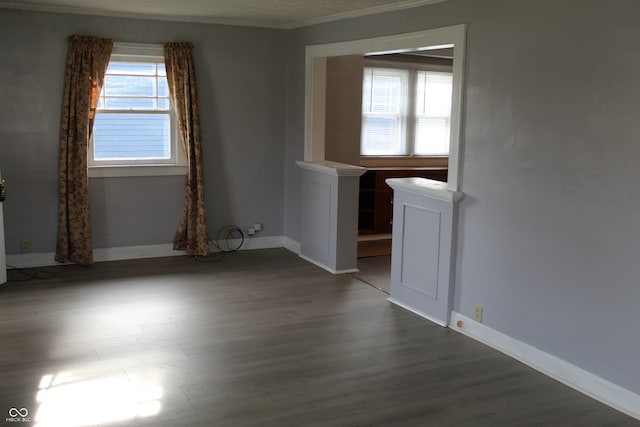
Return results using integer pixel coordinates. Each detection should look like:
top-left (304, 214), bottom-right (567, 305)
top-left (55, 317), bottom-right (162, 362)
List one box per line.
top-left (356, 255), bottom-right (392, 294)
top-left (1, 249), bottom-right (637, 426)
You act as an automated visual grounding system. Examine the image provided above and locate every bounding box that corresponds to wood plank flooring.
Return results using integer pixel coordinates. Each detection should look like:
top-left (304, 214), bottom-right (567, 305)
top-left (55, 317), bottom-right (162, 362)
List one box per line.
top-left (0, 248), bottom-right (637, 426)
top-left (356, 255), bottom-right (391, 293)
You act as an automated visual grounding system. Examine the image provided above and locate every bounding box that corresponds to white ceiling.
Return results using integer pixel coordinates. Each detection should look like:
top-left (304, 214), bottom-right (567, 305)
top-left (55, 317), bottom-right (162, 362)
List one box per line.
top-left (0, 0), bottom-right (446, 28)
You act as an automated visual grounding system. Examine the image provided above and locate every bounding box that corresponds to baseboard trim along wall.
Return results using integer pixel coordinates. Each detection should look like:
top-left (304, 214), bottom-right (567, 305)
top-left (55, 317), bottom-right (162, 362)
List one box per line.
top-left (387, 297), bottom-right (448, 327)
top-left (6, 235), bottom-right (295, 268)
top-left (283, 236), bottom-right (301, 254)
top-left (450, 312), bottom-right (640, 422)
top-left (298, 253), bottom-right (358, 275)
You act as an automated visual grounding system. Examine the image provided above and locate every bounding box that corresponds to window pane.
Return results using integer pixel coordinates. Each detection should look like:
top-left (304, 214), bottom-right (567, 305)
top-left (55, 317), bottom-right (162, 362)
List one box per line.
top-left (361, 116), bottom-right (405, 156)
top-left (158, 78), bottom-right (169, 97)
top-left (105, 75), bottom-right (156, 97)
top-left (158, 98), bottom-right (171, 110)
top-left (372, 78), bottom-right (402, 113)
top-left (157, 63), bottom-right (166, 76)
top-left (107, 62), bottom-right (156, 76)
top-left (104, 97), bottom-right (156, 110)
top-left (363, 69), bottom-right (372, 111)
top-left (361, 67), bottom-right (408, 156)
top-left (415, 71), bottom-right (452, 155)
top-left (363, 68), bottom-right (408, 114)
top-left (415, 118), bottom-right (449, 155)
top-left (93, 59), bottom-right (175, 166)
top-left (416, 71), bottom-right (453, 117)
top-left (94, 113), bottom-right (171, 160)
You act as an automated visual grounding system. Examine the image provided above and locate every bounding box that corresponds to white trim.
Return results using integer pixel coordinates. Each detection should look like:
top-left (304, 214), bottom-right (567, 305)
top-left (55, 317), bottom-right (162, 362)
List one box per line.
top-left (298, 254), bottom-right (359, 275)
top-left (296, 160), bottom-right (366, 177)
top-left (6, 244), bottom-right (181, 268)
top-left (229, 235), bottom-right (285, 251)
top-left (6, 252), bottom-right (64, 268)
top-left (0, 0), bottom-right (447, 29)
top-left (289, 0), bottom-right (447, 29)
top-left (386, 177), bottom-right (463, 202)
top-left (5, 236), bottom-right (286, 268)
top-left (0, 2), bottom-right (285, 28)
top-left (95, 243), bottom-right (181, 262)
top-left (304, 24), bottom-right (466, 191)
top-left (387, 297), bottom-right (448, 327)
top-left (450, 312), bottom-right (640, 422)
top-left (88, 164), bottom-right (187, 178)
top-left (283, 237), bottom-right (301, 254)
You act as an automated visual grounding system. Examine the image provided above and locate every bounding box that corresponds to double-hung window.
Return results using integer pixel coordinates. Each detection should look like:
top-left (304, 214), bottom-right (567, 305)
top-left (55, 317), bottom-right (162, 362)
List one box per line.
top-left (414, 70), bottom-right (453, 155)
top-left (361, 63), bottom-right (453, 157)
top-left (89, 44), bottom-right (185, 177)
top-left (361, 68), bottom-right (409, 156)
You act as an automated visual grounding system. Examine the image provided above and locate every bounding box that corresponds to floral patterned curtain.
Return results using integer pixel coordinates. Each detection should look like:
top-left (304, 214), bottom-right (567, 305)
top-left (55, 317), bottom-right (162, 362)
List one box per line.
top-left (56, 35), bottom-right (113, 265)
top-left (164, 42), bottom-right (209, 256)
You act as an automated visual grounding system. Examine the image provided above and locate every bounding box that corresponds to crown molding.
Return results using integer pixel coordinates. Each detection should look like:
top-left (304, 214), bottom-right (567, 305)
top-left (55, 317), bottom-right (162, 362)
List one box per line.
top-left (285, 0), bottom-right (448, 29)
top-left (0, 0), bottom-right (448, 29)
top-left (0, 2), bottom-right (286, 28)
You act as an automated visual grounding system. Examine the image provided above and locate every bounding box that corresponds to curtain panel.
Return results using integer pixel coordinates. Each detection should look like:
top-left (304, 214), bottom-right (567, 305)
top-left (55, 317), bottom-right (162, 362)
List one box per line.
top-left (164, 42), bottom-right (209, 256)
top-left (56, 35), bottom-right (113, 265)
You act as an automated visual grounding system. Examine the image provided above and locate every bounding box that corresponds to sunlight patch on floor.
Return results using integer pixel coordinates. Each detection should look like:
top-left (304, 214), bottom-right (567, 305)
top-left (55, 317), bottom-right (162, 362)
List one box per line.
top-left (34, 371), bottom-right (162, 427)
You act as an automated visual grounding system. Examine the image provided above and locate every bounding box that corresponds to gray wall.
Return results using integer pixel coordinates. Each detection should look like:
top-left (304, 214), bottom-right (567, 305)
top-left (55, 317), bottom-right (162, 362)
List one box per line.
top-left (0, 9), bottom-right (287, 253)
top-left (284, 0), bottom-right (640, 394)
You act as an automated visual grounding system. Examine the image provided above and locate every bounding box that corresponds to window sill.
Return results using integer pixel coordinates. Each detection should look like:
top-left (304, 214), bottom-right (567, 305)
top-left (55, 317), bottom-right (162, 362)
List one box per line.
top-left (88, 164), bottom-right (188, 178)
top-left (360, 156), bottom-right (448, 169)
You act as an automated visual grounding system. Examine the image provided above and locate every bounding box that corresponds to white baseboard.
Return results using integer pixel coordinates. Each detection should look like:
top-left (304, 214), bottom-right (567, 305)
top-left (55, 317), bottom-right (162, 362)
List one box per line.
top-left (387, 297), bottom-right (447, 327)
top-left (283, 236), bottom-right (301, 254)
top-left (223, 235), bottom-right (284, 252)
top-left (6, 235), bottom-right (287, 268)
top-left (7, 245), bottom-right (185, 268)
top-left (282, 238), bottom-right (360, 275)
top-left (298, 253), bottom-right (358, 275)
top-left (6, 252), bottom-right (63, 268)
top-left (450, 312), bottom-right (640, 421)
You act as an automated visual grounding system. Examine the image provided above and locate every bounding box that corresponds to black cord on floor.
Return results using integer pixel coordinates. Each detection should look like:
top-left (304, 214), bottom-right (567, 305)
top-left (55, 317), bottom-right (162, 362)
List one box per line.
top-left (213, 225), bottom-right (244, 252)
top-left (6, 265), bottom-right (58, 282)
top-left (195, 225), bottom-right (245, 263)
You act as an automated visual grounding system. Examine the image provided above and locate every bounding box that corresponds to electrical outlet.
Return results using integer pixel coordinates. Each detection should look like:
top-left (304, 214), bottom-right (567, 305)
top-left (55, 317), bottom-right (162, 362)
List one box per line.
top-left (247, 227), bottom-right (256, 236)
top-left (474, 304), bottom-right (483, 323)
top-left (253, 223), bottom-right (262, 232)
top-left (21, 239), bottom-right (31, 253)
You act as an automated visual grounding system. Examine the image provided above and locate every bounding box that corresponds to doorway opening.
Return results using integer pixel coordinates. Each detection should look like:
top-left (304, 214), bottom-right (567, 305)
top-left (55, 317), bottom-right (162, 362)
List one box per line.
top-left (304, 25), bottom-right (466, 187)
top-left (303, 25), bottom-right (466, 284)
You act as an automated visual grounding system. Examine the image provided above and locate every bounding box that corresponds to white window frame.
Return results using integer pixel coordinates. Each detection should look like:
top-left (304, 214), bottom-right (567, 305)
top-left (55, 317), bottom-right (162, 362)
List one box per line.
top-left (361, 58), bottom-right (453, 158)
top-left (361, 67), bottom-right (410, 156)
top-left (89, 43), bottom-right (186, 178)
